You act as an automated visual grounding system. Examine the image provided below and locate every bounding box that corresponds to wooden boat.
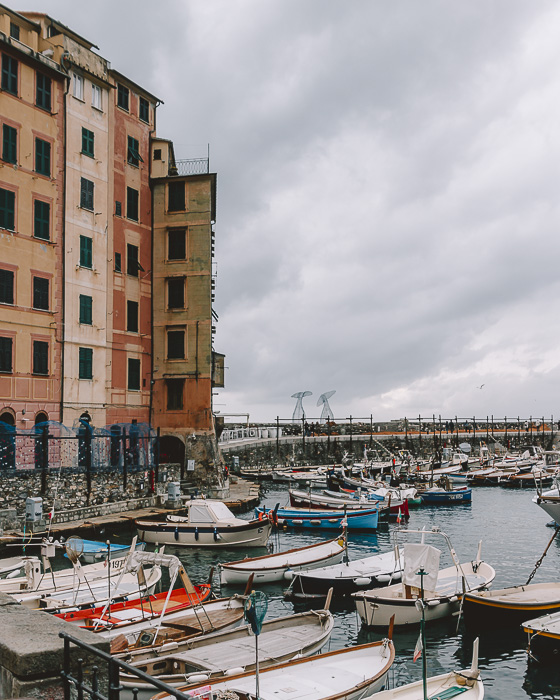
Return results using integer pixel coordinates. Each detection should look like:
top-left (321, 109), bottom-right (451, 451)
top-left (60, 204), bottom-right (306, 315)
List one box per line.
top-left (289, 488), bottom-right (402, 517)
top-left (119, 608), bottom-right (335, 698)
top-left (219, 535), bottom-right (345, 585)
top-left (285, 548), bottom-right (404, 599)
top-left (136, 499), bottom-right (271, 548)
top-left (152, 638), bottom-right (396, 700)
top-left (463, 582), bottom-right (560, 628)
top-left (65, 538), bottom-right (146, 564)
top-left (255, 505), bottom-right (379, 531)
top-left (522, 610), bottom-right (560, 663)
top-left (420, 485), bottom-right (472, 504)
top-left (353, 531), bottom-right (495, 628)
top-left (372, 639), bottom-right (484, 699)
top-left (111, 596), bottom-right (248, 653)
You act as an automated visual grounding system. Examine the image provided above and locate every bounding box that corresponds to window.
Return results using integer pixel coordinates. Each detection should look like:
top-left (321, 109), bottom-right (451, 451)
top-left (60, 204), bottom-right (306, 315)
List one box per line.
top-left (167, 277), bottom-right (185, 309)
top-left (33, 341), bottom-right (48, 375)
top-left (33, 277), bottom-right (49, 310)
top-left (81, 127), bottom-right (94, 157)
top-left (79, 235), bottom-right (92, 268)
top-left (1, 55), bottom-right (18, 95)
top-left (168, 181), bottom-right (185, 211)
top-left (0, 269), bottom-right (14, 305)
top-left (80, 177), bottom-right (94, 210)
top-left (127, 243), bottom-right (139, 277)
top-left (79, 294), bottom-right (92, 325)
top-left (127, 136), bottom-right (141, 166)
top-left (2, 125), bottom-right (17, 164)
top-left (0, 337), bottom-right (12, 373)
top-left (34, 200), bottom-right (50, 241)
top-left (168, 229), bottom-right (186, 260)
top-left (167, 329), bottom-right (185, 359)
top-left (166, 379), bottom-right (184, 410)
top-left (10, 22), bottom-right (20, 40)
top-left (153, 149), bottom-right (162, 160)
top-left (72, 73), bottom-right (83, 100)
top-left (91, 83), bottom-right (102, 110)
top-left (117, 83), bottom-right (129, 111)
top-left (126, 187), bottom-right (139, 222)
top-left (78, 347), bottom-right (93, 379)
top-left (115, 201), bottom-right (122, 216)
top-left (0, 188), bottom-right (15, 231)
top-left (128, 358), bottom-right (140, 391)
top-left (127, 300), bottom-right (138, 332)
top-left (35, 138), bottom-right (51, 176)
top-left (36, 74), bottom-right (51, 111)
top-left (139, 97), bottom-right (149, 123)
top-left (114, 252), bottom-right (122, 272)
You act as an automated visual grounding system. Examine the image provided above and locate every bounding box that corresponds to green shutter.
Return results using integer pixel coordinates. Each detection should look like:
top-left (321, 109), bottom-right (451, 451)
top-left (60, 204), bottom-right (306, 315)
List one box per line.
top-left (79, 295), bottom-right (92, 325)
top-left (81, 128), bottom-right (94, 157)
top-left (80, 236), bottom-right (92, 268)
top-left (2, 125), bottom-right (17, 164)
top-left (79, 347), bottom-right (93, 379)
top-left (35, 138), bottom-right (51, 176)
top-left (0, 188), bottom-right (15, 231)
top-left (34, 200), bottom-right (50, 240)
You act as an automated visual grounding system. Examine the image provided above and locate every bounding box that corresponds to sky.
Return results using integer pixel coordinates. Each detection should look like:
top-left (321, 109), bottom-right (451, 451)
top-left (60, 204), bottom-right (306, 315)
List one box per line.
top-left (12, 1), bottom-right (560, 423)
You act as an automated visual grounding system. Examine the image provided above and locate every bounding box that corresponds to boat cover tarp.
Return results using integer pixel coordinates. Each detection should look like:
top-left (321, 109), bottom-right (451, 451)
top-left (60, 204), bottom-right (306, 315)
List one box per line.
top-left (402, 543), bottom-right (440, 592)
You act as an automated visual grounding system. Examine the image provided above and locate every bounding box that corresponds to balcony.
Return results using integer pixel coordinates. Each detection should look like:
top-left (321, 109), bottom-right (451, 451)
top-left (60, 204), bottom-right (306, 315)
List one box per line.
top-left (170, 158), bottom-right (209, 176)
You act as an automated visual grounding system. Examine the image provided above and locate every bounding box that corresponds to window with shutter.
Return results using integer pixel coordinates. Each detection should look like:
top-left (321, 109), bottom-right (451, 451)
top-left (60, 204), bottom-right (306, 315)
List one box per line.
top-left (33, 341), bottom-right (48, 375)
top-left (33, 277), bottom-right (49, 310)
top-left (0, 337), bottom-right (12, 373)
top-left (0, 269), bottom-right (14, 305)
top-left (2, 125), bottom-right (17, 164)
top-left (128, 358), bottom-right (141, 390)
top-left (0, 188), bottom-right (15, 231)
top-left (80, 178), bottom-right (94, 210)
top-left (79, 347), bottom-right (93, 379)
top-left (79, 236), bottom-right (92, 268)
top-left (34, 200), bottom-right (50, 240)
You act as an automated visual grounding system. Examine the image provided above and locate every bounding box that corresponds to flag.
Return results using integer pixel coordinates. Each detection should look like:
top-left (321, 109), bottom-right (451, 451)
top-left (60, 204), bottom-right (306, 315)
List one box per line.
top-left (396, 508), bottom-right (402, 524)
top-left (413, 632), bottom-right (423, 662)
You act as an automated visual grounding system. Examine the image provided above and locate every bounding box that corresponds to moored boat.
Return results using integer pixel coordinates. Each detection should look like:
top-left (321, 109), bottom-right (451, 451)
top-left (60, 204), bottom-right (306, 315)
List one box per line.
top-left (463, 582), bottom-right (560, 629)
top-left (151, 638), bottom-right (396, 700)
top-left (420, 484), bottom-right (472, 504)
top-left (136, 499), bottom-right (271, 548)
top-left (255, 505), bottom-right (379, 531)
top-left (66, 538), bottom-right (146, 564)
top-left (219, 534), bottom-right (346, 585)
top-left (523, 610), bottom-right (560, 663)
top-left (119, 607), bottom-right (335, 699)
top-left (285, 547), bottom-right (404, 599)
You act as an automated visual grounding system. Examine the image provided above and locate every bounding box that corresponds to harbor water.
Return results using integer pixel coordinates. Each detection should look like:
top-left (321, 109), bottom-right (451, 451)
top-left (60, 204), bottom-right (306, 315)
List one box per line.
top-left (98, 483), bottom-right (560, 699)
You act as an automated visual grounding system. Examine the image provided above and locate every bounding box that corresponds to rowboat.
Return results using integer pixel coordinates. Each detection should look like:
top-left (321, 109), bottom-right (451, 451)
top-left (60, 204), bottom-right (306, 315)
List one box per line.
top-left (463, 582), bottom-right (560, 629)
top-left (353, 530), bottom-right (495, 628)
top-left (522, 610), bottom-right (560, 663)
top-left (285, 548), bottom-right (404, 599)
top-left (533, 485), bottom-right (560, 525)
top-left (255, 505), bottom-right (379, 531)
top-left (55, 552), bottom-right (213, 635)
top-left (15, 560), bottom-right (162, 612)
top-left (289, 488), bottom-right (402, 517)
top-left (420, 485), bottom-right (472, 504)
top-left (152, 638), bottom-right (396, 700)
top-left (119, 608), bottom-right (335, 699)
top-left (219, 535), bottom-right (346, 585)
top-left (372, 639), bottom-right (484, 699)
top-left (65, 538), bottom-right (146, 564)
top-left (0, 555), bottom-right (36, 579)
top-left (136, 499), bottom-right (271, 548)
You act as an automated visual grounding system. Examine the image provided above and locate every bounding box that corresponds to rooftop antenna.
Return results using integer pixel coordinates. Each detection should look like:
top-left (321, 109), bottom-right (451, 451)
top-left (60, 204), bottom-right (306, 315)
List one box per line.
top-left (317, 390), bottom-right (336, 423)
top-left (291, 391), bottom-right (312, 421)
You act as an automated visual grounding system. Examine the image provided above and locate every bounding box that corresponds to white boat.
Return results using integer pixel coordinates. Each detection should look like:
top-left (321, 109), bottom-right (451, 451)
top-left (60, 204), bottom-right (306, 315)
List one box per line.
top-left (136, 499), bottom-right (271, 547)
top-left (0, 555), bottom-right (37, 579)
top-left (534, 482), bottom-right (560, 524)
top-left (373, 639), bottom-right (484, 699)
top-left (119, 608), bottom-right (334, 699)
top-left (353, 529), bottom-right (495, 628)
top-left (286, 547), bottom-right (404, 599)
top-left (15, 561), bottom-right (162, 612)
top-left (152, 638), bottom-right (396, 700)
top-left (219, 535), bottom-right (345, 585)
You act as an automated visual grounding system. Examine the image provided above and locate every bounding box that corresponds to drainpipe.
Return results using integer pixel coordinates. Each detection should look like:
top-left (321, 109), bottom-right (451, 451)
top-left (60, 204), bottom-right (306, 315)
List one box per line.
top-left (59, 63), bottom-right (70, 423)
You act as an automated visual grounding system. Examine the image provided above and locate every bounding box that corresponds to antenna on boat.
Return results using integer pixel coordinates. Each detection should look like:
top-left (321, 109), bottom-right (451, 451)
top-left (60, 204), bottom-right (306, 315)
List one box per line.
top-left (291, 391), bottom-right (312, 421)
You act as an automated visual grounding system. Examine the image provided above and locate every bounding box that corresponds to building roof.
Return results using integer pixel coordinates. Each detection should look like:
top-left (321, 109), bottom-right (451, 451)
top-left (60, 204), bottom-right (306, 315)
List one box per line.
top-left (20, 11), bottom-right (99, 50)
top-left (109, 68), bottom-right (161, 104)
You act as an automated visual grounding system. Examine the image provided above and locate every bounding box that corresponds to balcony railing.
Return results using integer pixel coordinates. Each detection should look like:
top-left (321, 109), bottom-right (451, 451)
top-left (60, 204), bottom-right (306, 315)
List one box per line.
top-left (171, 158), bottom-right (209, 176)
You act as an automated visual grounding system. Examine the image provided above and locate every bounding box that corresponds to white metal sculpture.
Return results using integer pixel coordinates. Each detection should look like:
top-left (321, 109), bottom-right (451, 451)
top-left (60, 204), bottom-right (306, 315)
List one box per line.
top-left (291, 391), bottom-right (312, 421)
top-left (317, 391), bottom-right (336, 423)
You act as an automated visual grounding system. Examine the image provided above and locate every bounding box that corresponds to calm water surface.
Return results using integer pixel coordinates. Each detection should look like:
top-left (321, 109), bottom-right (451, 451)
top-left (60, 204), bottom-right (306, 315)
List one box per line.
top-left (106, 484), bottom-right (560, 699)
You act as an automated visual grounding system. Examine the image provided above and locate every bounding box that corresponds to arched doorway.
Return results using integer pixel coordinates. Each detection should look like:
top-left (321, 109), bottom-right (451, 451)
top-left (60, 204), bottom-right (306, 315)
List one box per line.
top-left (0, 411), bottom-right (15, 470)
top-left (159, 435), bottom-right (185, 465)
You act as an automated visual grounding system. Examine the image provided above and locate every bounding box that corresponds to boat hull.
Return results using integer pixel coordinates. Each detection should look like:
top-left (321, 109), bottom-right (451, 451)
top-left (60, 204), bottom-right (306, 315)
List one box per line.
top-left (256, 506), bottom-right (379, 531)
top-left (420, 488), bottom-right (472, 504)
top-left (464, 589), bottom-right (560, 629)
top-left (136, 518), bottom-right (271, 548)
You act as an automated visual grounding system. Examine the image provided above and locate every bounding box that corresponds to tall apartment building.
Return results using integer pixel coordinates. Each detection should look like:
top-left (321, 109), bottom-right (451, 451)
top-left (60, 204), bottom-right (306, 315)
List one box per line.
top-left (0, 8), bottom-right (66, 429)
top-left (0, 5), bottom-right (225, 468)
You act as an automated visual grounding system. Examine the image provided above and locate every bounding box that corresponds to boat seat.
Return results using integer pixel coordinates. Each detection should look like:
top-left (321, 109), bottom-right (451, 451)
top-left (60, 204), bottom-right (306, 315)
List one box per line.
top-left (428, 687), bottom-right (468, 699)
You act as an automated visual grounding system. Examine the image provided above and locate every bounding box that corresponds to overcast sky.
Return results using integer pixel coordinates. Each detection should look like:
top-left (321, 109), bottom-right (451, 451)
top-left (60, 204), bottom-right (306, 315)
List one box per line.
top-left (13, 1), bottom-right (560, 423)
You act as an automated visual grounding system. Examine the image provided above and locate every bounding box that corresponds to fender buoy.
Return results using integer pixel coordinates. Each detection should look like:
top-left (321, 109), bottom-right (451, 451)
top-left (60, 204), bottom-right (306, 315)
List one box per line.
top-left (174, 527), bottom-right (179, 542)
top-left (195, 527), bottom-right (199, 541)
top-left (213, 528), bottom-right (220, 541)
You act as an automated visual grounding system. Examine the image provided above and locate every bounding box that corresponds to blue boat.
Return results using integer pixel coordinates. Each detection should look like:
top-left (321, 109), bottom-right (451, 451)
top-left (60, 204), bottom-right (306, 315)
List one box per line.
top-left (64, 539), bottom-right (146, 564)
top-left (255, 505), bottom-right (379, 531)
top-left (420, 486), bottom-right (472, 504)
